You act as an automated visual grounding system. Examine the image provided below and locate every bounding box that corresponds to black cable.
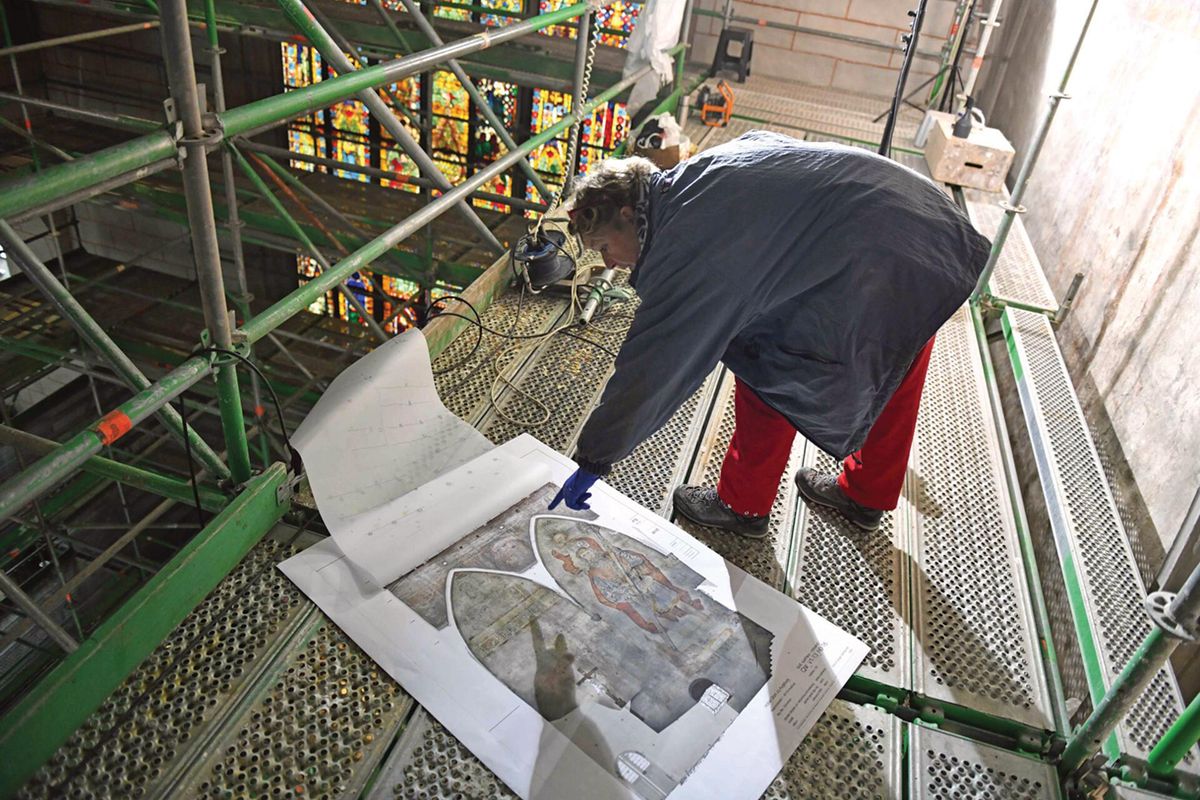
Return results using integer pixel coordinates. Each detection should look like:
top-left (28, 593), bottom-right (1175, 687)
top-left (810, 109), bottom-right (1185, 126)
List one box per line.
top-left (175, 393), bottom-right (207, 529)
top-left (196, 348), bottom-right (294, 454)
top-left (424, 294), bottom-right (486, 376)
top-left (557, 328), bottom-right (619, 358)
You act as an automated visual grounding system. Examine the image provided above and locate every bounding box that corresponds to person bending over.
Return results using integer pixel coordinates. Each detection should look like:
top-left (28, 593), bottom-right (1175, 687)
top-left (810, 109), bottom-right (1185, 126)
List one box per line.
top-left (549, 132), bottom-right (989, 537)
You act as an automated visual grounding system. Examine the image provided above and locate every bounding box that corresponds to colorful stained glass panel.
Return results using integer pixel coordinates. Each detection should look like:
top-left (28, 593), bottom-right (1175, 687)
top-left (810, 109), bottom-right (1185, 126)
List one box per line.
top-left (596, 0), bottom-right (641, 47)
top-left (479, 0), bottom-right (521, 26)
top-left (432, 117), bottom-right (469, 154)
top-left (381, 147), bottom-right (421, 192)
top-left (333, 138), bottom-right (371, 182)
top-left (432, 71), bottom-right (469, 119)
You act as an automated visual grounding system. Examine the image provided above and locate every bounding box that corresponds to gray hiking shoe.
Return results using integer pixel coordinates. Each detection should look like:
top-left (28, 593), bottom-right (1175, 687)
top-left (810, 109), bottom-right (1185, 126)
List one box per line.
top-left (794, 468), bottom-right (884, 532)
top-left (672, 485), bottom-right (770, 539)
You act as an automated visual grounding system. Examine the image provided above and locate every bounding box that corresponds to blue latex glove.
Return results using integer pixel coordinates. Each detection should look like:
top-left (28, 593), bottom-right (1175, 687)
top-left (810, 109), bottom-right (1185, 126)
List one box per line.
top-left (549, 468), bottom-right (600, 511)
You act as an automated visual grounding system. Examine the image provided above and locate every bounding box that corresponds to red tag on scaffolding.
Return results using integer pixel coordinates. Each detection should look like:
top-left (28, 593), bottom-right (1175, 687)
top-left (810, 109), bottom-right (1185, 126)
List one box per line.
top-left (95, 411), bottom-right (133, 446)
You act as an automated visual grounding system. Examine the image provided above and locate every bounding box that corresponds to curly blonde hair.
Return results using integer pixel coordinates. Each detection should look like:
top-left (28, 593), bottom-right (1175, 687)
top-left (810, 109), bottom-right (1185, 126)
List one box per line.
top-left (564, 156), bottom-right (658, 238)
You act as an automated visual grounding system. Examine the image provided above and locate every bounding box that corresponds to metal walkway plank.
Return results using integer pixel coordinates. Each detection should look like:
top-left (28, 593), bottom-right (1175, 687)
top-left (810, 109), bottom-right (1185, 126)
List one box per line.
top-left (677, 372), bottom-right (804, 591)
top-left (763, 699), bottom-right (903, 799)
top-left (909, 724), bottom-right (1061, 799)
top-left (788, 444), bottom-right (911, 691)
top-left (1004, 307), bottom-right (1198, 774)
top-left (965, 188), bottom-right (1059, 312)
top-left (910, 306), bottom-right (1054, 730)
top-left (17, 530), bottom-right (316, 800)
top-left (433, 290), bottom-right (568, 426)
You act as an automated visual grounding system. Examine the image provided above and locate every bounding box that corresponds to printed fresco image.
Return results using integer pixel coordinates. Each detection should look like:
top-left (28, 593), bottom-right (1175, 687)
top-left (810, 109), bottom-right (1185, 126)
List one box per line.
top-left (390, 487), bottom-right (774, 796)
top-left (388, 483), bottom-right (596, 628)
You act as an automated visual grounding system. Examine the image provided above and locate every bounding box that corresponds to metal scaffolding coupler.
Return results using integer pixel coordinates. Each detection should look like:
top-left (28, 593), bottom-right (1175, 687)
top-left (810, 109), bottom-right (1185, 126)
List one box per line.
top-left (162, 84), bottom-right (225, 165)
top-left (1145, 590), bottom-right (1198, 643)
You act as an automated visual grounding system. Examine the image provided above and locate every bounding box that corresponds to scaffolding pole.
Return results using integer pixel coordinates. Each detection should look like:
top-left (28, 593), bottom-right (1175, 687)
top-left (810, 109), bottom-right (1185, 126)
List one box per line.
top-left (388, 0), bottom-right (555, 201)
top-left (0, 20), bottom-right (161, 58)
top-left (0, 567), bottom-right (78, 653)
top-left (229, 143), bottom-right (389, 342)
top-left (203, 0), bottom-right (269, 468)
top-left (159, 0), bottom-right (252, 484)
top-left (0, 4), bottom-right (646, 526)
top-left (1060, 561), bottom-right (1200, 782)
top-left (239, 140), bottom-right (548, 212)
top-left (972, 0), bottom-right (1100, 301)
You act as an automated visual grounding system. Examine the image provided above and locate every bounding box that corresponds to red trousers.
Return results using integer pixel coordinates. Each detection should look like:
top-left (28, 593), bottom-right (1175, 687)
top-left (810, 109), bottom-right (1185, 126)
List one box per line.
top-left (716, 338), bottom-right (936, 515)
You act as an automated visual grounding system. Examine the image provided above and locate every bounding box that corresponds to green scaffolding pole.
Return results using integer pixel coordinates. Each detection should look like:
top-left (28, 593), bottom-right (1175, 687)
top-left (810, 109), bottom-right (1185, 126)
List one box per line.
top-left (1147, 693), bottom-right (1200, 779)
top-left (0, 2), bottom-right (598, 221)
top-left (240, 58), bottom-right (661, 344)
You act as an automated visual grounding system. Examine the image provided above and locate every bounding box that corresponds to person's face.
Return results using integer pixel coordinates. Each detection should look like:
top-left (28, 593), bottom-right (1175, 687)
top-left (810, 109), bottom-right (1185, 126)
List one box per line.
top-left (580, 206), bottom-right (640, 269)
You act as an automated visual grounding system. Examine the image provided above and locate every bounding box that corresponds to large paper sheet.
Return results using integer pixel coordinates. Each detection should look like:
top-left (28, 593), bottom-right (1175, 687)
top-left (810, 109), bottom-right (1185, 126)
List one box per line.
top-left (292, 329), bottom-right (550, 585)
top-left (281, 434), bottom-right (869, 800)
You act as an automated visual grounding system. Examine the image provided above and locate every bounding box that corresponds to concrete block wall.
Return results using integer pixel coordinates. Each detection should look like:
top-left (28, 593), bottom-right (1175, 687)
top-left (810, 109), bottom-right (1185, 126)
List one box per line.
top-left (33, 8), bottom-right (282, 122)
top-left (76, 203), bottom-right (198, 282)
top-left (687, 0), bottom-right (962, 97)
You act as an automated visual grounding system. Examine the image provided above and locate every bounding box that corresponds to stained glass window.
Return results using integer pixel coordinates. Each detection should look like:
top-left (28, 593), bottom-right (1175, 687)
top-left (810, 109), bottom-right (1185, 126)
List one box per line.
top-left (287, 128), bottom-right (327, 172)
top-left (434, 2), bottom-right (470, 20)
top-left (469, 78), bottom-right (518, 212)
top-left (430, 70), bottom-right (471, 187)
top-left (378, 76), bottom-right (422, 192)
top-left (297, 255), bottom-right (334, 315)
top-left (524, 88), bottom-right (571, 215)
top-left (596, 0), bottom-right (642, 47)
top-left (478, 0), bottom-right (521, 26)
top-left (538, 0), bottom-right (577, 39)
top-left (578, 100), bottom-right (629, 173)
top-left (537, 0), bottom-right (642, 48)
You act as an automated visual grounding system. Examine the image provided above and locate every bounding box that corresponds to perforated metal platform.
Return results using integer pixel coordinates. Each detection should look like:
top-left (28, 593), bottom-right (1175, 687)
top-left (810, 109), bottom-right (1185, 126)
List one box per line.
top-left (378, 699), bottom-right (904, 799)
top-left (911, 307), bottom-right (1052, 729)
top-left (910, 724), bottom-right (1061, 799)
top-left (1004, 307), bottom-right (1199, 776)
top-left (17, 527), bottom-right (322, 800)
top-left (789, 442), bottom-right (910, 690)
top-left (762, 698), bottom-right (903, 798)
top-left (965, 188), bottom-right (1059, 312)
top-left (734, 77), bottom-right (922, 149)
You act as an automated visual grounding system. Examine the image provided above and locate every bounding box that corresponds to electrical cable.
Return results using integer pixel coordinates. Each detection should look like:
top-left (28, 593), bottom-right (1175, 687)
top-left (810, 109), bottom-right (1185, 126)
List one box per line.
top-left (194, 347), bottom-right (296, 465)
top-left (175, 394), bottom-right (207, 529)
top-left (427, 237), bottom-right (629, 428)
top-left (171, 346), bottom-right (301, 528)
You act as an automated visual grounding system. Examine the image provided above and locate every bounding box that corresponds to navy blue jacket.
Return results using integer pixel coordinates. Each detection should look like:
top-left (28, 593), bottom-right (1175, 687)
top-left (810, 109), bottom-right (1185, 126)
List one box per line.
top-left (575, 132), bottom-right (990, 474)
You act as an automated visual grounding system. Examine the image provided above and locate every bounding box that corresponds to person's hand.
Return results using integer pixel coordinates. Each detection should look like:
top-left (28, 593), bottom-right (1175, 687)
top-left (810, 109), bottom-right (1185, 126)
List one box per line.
top-left (549, 468), bottom-right (600, 511)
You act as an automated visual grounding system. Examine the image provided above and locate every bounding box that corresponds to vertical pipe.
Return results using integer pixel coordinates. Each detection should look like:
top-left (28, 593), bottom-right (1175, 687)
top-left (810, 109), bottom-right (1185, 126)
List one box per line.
top-left (959, 0), bottom-right (1001, 101)
top-left (229, 144), bottom-right (389, 342)
top-left (0, 567), bottom-right (78, 653)
top-left (675, 0), bottom-right (695, 125)
top-left (878, 0), bottom-right (927, 158)
top-left (0, 222), bottom-right (232, 481)
top-left (972, 0), bottom-right (1099, 300)
top-left (205, 0), bottom-right (269, 468)
top-left (159, 0), bottom-right (253, 483)
top-left (565, 9), bottom-right (593, 181)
